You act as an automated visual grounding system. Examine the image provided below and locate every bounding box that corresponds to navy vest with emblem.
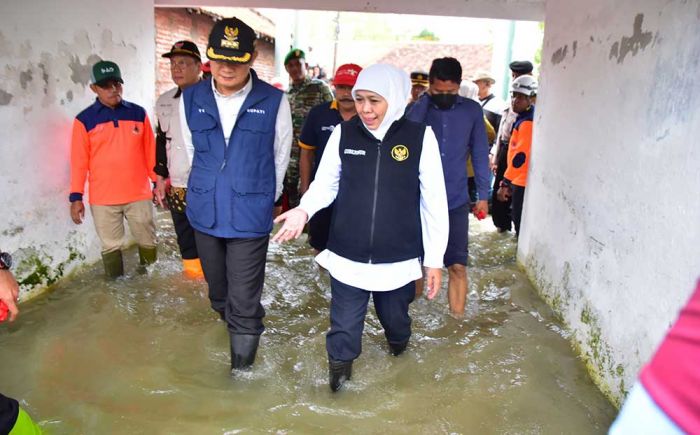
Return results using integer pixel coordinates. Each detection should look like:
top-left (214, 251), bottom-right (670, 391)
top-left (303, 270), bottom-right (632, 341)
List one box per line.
top-left (327, 117), bottom-right (425, 264)
top-left (183, 70), bottom-right (282, 238)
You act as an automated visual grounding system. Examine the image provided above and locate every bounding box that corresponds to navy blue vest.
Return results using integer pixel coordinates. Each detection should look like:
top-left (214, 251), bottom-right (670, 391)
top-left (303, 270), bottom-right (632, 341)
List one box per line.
top-left (327, 117), bottom-right (425, 264)
top-left (183, 71), bottom-right (283, 238)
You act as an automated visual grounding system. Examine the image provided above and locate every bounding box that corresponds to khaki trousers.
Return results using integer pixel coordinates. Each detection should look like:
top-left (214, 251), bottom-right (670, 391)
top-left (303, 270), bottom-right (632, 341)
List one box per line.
top-left (90, 199), bottom-right (156, 253)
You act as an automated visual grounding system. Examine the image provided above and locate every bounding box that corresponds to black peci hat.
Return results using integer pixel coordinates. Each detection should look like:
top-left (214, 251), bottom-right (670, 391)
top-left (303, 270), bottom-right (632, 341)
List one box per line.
top-left (509, 60), bottom-right (534, 75)
top-left (162, 40), bottom-right (201, 61)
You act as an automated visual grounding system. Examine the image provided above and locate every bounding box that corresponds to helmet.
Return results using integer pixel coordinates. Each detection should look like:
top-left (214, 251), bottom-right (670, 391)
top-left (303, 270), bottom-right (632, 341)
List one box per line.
top-left (511, 75), bottom-right (537, 96)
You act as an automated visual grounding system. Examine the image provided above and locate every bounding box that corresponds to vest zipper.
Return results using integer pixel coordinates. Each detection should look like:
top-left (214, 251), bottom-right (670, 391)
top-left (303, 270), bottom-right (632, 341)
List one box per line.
top-left (368, 142), bottom-right (381, 264)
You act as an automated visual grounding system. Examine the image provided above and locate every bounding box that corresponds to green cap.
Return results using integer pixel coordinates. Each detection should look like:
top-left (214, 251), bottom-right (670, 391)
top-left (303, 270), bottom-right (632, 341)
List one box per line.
top-left (90, 60), bottom-right (123, 85)
top-left (284, 48), bottom-right (305, 65)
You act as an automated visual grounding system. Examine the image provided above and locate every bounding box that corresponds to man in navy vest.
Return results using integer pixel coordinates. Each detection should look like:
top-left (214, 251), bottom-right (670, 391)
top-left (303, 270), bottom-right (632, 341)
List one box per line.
top-left (406, 57), bottom-right (490, 317)
top-left (180, 17), bottom-right (292, 372)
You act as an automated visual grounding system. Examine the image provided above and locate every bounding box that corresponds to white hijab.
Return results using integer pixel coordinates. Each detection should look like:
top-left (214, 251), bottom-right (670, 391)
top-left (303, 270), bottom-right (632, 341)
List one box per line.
top-left (351, 64), bottom-right (411, 140)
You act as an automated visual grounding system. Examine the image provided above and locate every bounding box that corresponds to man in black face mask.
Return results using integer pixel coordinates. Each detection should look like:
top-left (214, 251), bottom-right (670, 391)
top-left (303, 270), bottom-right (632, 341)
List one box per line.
top-left (405, 57), bottom-right (490, 317)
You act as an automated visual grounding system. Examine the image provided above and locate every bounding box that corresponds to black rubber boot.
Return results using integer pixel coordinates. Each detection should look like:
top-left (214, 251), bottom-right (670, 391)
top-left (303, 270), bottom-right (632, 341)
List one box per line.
top-left (101, 250), bottom-right (124, 278)
top-left (138, 245), bottom-right (157, 265)
top-left (328, 359), bottom-right (353, 392)
top-left (230, 334), bottom-right (260, 371)
top-left (389, 340), bottom-right (409, 357)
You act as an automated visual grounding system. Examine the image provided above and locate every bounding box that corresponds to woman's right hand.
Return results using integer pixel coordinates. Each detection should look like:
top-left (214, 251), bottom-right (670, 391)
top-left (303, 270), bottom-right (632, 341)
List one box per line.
top-left (271, 208), bottom-right (308, 243)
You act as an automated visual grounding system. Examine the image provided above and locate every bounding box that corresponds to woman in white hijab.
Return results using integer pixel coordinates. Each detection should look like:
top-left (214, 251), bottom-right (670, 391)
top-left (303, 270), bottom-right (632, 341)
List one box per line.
top-left (273, 64), bottom-right (449, 392)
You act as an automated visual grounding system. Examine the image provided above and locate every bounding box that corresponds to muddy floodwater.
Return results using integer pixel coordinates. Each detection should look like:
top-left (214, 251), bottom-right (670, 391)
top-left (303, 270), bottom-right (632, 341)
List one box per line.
top-left (0, 215), bottom-right (617, 434)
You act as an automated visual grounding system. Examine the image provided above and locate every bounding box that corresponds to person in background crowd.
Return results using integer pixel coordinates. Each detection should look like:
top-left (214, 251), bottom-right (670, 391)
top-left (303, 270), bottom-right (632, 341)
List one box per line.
top-left (299, 63), bottom-right (363, 254)
top-left (273, 64), bottom-right (449, 392)
top-left (284, 49), bottom-right (333, 210)
top-left (406, 57), bottom-right (490, 317)
top-left (0, 253), bottom-right (42, 434)
top-left (491, 60), bottom-right (534, 233)
top-left (310, 65), bottom-right (321, 80)
top-left (408, 71), bottom-right (429, 107)
top-left (458, 78), bottom-right (496, 208)
top-left (610, 279), bottom-right (700, 435)
top-left (69, 60), bottom-right (157, 277)
top-left (201, 61), bottom-right (212, 80)
top-left (496, 75), bottom-right (537, 237)
top-left (153, 40), bottom-right (204, 279)
top-left (472, 71), bottom-right (506, 144)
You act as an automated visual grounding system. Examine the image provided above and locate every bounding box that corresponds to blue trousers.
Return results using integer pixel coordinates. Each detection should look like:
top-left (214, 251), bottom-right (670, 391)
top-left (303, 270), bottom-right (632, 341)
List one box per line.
top-left (326, 276), bottom-right (416, 362)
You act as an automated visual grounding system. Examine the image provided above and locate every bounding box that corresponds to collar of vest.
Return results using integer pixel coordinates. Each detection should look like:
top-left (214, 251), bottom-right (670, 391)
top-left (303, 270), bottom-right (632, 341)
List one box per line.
top-left (515, 104), bottom-right (535, 125)
top-left (191, 69), bottom-right (269, 125)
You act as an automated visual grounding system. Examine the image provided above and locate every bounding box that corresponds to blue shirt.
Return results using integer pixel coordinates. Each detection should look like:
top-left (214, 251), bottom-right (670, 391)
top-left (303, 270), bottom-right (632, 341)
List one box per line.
top-left (298, 100), bottom-right (345, 180)
top-left (406, 94), bottom-right (490, 209)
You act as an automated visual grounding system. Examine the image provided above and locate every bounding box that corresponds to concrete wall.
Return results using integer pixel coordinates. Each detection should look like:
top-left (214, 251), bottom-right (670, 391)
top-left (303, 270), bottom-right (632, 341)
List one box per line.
top-left (520, 0), bottom-right (700, 405)
top-left (0, 0), bottom-right (155, 299)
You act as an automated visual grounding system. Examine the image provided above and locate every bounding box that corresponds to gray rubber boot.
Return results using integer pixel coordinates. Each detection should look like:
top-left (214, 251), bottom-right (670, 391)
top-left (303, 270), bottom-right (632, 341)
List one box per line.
top-left (138, 245), bottom-right (157, 265)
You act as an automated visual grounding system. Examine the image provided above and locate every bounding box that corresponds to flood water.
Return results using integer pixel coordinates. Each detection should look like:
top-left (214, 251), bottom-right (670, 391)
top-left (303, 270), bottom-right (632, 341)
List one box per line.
top-left (0, 214), bottom-right (617, 434)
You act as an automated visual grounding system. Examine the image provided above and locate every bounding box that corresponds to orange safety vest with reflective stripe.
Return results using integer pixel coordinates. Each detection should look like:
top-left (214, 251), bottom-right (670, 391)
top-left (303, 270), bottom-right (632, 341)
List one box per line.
top-left (504, 105), bottom-right (534, 187)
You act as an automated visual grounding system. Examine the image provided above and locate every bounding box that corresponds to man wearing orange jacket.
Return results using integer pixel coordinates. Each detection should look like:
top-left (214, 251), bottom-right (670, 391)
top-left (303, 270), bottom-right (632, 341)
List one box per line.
top-left (497, 75), bottom-right (537, 236)
top-left (69, 60), bottom-right (157, 277)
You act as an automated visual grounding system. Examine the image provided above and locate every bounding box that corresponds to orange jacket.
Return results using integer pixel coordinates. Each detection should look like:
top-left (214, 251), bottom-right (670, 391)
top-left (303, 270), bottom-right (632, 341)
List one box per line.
top-left (70, 99), bottom-right (156, 205)
top-left (504, 106), bottom-right (534, 187)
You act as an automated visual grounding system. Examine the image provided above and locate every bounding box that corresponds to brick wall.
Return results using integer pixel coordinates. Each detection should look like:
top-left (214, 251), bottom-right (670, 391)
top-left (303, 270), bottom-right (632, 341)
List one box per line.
top-left (154, 8), bottom-right (275, 98)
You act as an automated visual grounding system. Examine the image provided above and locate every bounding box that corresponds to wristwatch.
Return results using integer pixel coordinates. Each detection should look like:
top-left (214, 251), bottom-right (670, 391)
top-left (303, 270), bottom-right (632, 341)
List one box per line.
top-left (0, 251), bottom-right (12, 270)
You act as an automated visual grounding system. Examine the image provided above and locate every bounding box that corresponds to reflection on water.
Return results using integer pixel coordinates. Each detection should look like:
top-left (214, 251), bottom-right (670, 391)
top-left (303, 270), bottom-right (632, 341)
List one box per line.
top-left (0, 215), bottom-right (616, 434)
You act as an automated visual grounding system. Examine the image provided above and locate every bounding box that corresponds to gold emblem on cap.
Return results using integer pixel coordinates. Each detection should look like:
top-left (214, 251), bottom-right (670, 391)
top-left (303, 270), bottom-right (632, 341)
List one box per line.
top-left (391, 145), bottom-right (409, 162)
top-left (221, 26), bottom-right (240, 49)
top-left (207, 47), bottom-right (251, 63)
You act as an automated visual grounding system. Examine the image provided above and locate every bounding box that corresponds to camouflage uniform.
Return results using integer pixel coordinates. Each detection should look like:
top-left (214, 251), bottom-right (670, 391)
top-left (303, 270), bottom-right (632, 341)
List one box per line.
top-left (285, 77), bottom-right (333, 208)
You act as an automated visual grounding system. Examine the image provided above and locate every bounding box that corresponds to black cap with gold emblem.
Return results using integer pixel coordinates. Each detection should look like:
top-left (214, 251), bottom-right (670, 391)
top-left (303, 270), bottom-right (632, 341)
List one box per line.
top-left (410, 71), bottom-right (429, 87)
top-left (207, 17), bottom-right (256, 64)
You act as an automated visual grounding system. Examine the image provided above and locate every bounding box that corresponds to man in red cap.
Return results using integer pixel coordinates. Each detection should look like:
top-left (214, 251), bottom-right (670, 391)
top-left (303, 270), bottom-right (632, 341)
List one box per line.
top-left (299, 63), bottom-right (362, 253)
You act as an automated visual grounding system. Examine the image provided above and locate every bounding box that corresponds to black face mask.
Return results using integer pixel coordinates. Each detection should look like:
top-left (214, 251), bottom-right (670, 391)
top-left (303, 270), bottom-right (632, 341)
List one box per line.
top-left (430, 93), bottom-right (457, 110)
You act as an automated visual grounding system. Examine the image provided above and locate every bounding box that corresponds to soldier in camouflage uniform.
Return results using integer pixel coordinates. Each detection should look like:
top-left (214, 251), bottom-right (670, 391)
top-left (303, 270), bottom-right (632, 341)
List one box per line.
top-left (284, 48), bottom-right (333, 209)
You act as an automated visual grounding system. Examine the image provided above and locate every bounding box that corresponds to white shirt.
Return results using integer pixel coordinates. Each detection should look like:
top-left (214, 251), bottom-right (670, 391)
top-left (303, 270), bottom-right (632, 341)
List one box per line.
top-left (179, 75), bottom-right (292, 200)
top-left (298, 125), bottom-right (449, 291)
top-left (481, 94), bottom-right (507, 115)
top-left (156, 87), bottom-right (191, 188)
